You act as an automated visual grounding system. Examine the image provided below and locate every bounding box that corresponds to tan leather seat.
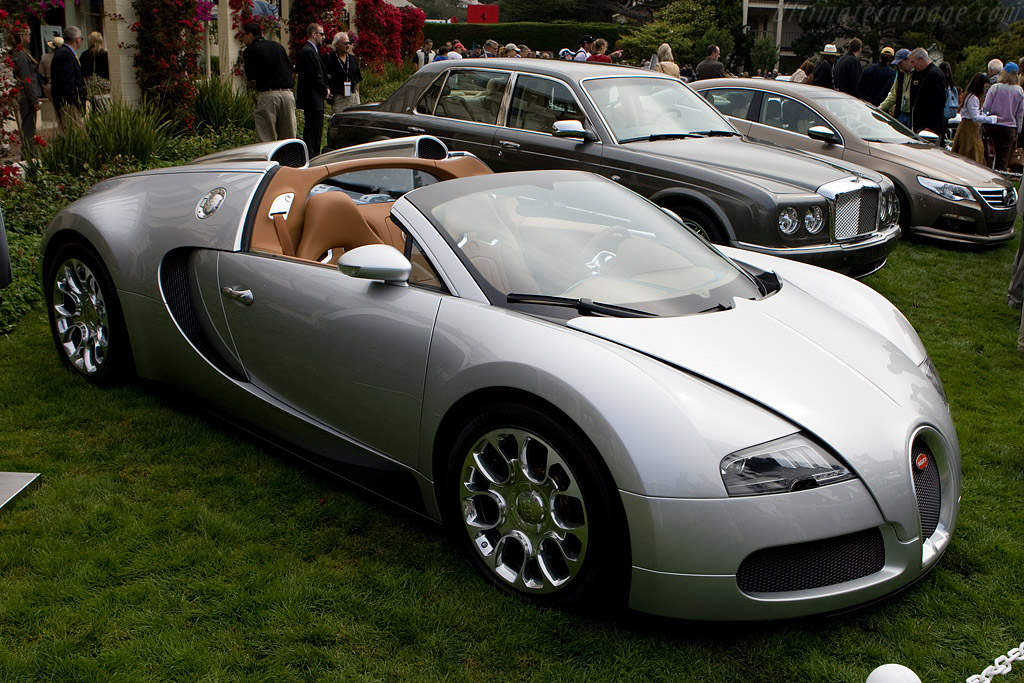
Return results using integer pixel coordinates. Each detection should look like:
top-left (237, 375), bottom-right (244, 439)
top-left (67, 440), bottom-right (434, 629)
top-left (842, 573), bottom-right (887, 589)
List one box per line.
top-left (296, 191), bottom-right (384, 263)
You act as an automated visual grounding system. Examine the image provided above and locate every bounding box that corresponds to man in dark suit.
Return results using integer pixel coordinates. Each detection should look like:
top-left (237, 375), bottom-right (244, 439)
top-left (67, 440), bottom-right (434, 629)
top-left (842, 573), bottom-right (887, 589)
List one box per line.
top-left (51, 25), bottom-right (87, 131)
top-left (296, 23), bottom-right (329, 156)
top-left (908, 47), bottom-right (947, 141)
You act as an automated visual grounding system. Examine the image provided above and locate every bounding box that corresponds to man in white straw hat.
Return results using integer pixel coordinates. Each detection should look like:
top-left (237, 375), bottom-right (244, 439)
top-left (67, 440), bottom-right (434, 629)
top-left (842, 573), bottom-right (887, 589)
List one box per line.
top-left (812, 43), bottom-right (839, 89)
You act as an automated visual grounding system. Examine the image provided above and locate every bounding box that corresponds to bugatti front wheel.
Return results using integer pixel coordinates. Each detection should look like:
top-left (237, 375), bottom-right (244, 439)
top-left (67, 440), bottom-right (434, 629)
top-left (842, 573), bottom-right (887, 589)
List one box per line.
top-left (45, 242), bottom-right (133, 385)
top-left (448, 403), bottom-right (628, 610)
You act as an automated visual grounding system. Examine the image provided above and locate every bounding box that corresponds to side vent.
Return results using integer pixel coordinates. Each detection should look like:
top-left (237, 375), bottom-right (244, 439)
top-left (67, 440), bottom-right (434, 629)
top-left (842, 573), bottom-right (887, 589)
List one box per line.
top-left (160, 250), bottom-right (247, 381)
top-left (270, 141), bottom-right (309, 168)
top-left (190, 139), bottom-right (309, 168)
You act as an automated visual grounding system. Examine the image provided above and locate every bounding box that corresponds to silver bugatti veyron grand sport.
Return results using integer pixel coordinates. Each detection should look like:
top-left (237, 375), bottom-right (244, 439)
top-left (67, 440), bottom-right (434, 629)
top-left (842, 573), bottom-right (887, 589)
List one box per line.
top-left (37, 137), bottom-right (959, 620)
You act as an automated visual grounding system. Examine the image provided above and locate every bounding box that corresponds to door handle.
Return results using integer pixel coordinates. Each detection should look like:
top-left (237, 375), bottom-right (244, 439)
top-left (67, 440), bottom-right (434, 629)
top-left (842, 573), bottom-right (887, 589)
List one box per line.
top-left (407, 126), bottom-right (425, 133)
top-left (221, 286), bottom-right (254, 305)
top-left (498, 140), bottom-right (520, 149)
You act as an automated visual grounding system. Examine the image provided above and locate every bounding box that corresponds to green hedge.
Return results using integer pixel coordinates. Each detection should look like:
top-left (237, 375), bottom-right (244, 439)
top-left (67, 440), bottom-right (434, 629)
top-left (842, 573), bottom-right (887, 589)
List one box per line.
top-left (423, 22), bottom-right (629, 55)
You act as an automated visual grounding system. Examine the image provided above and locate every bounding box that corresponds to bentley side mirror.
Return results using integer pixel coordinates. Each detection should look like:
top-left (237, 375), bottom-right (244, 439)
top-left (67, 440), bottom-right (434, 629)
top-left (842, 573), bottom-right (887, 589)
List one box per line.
top-left (917, 130), bottom-right (941, 145)
top-left (553, 120), bottom-right (598, 142)
top-left (807, 125), bottom-right (841, 145)
top-left (338, 244), bottom-right (412, 286)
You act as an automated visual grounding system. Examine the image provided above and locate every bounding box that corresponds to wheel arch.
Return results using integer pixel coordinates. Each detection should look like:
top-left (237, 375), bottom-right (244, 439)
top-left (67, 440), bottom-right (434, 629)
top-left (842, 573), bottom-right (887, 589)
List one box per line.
top-left (651, 190), bottom-right (735, 242)
top-left (430, 386), bottom-right (627, 531)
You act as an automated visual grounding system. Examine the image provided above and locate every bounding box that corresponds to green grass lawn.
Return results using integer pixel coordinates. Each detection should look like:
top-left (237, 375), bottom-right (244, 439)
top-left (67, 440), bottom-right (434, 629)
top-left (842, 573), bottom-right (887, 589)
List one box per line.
top-left (1, 233), bottom-right (1022, 682)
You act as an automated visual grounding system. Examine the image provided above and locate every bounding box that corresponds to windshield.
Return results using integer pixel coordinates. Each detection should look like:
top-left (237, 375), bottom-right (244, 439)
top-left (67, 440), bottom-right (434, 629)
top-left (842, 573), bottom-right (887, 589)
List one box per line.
top-left (583, 77), bottom-right (735, 142)
top-left (815, 96), bottom-right (918, 143)
top-left (406, 171), bottom-right (764, 317)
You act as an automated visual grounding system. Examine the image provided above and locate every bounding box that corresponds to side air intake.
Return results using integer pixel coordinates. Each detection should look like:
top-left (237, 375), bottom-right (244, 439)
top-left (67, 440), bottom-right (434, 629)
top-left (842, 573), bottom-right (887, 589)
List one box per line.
top-left (190, 140), bottom-right (309, 168)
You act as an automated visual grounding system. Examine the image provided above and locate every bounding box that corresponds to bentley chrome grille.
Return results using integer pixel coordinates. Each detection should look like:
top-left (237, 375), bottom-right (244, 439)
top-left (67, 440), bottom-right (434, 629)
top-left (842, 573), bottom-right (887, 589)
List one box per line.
top-left (834, 188), bottom-right (880, 240)
top-left (976, 186), bottom-right (1017, 209)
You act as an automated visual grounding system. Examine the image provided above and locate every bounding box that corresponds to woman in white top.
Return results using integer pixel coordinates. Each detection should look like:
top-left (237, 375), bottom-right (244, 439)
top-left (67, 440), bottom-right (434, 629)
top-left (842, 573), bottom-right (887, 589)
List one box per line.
top-left (952, 72), bottom-right (996, 164)
top-left (790, 59), bottom-right (814, 84)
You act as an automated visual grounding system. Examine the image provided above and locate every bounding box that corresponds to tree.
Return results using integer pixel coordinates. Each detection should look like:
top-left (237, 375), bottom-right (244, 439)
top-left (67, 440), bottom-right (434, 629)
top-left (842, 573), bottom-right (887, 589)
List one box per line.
top-left (957, 20), bottom-right (1024, 87)
top-left (620, 0), bottom-right (736, 67)
top-left (496, 0), bottom-right (671, 23)
top-left (795, 0), bottom-right (1004, 66)
top-left (750, 35), bottom-right (779, 74)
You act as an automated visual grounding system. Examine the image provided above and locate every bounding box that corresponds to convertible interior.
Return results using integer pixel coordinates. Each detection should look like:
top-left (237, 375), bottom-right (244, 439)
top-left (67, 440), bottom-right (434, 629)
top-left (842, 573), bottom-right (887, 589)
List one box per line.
top-left (249, 155), bottom-right (491, 266)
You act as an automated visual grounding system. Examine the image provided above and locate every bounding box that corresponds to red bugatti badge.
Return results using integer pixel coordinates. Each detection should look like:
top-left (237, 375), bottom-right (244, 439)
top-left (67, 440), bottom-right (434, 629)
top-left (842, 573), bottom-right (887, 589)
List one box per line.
top-left (915, 452), bottom-right (929, 470)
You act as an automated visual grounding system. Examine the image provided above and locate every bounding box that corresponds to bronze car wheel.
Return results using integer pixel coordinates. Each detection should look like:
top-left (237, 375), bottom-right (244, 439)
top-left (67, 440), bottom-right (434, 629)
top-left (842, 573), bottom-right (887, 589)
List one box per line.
top-left (448, 403), bottom-right (628, 609)
top-left (45, 242), bottom-right (133, 385)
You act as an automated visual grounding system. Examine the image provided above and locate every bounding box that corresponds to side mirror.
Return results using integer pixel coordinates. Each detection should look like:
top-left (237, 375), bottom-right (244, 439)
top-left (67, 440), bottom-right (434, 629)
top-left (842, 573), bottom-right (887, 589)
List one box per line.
top-left (917, 130), bottom-right (941, 144)
top-left (338, 244), bottom-right (412, 286)
top-left (553, 120), bottom-right (598, 142)
top-left (807, 125), bottom-right (841, 145)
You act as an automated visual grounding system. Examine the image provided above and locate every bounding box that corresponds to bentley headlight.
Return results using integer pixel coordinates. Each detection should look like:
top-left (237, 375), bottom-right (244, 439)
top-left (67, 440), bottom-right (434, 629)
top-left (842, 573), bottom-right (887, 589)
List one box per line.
top-left (917, 176), bottom-right (974, 202)
top-left (804, 205), bottom-right (825, 234)
top-left (779, 207), bottom-right (799, 235)
top-left (720, 434), bottom-right (855, 496)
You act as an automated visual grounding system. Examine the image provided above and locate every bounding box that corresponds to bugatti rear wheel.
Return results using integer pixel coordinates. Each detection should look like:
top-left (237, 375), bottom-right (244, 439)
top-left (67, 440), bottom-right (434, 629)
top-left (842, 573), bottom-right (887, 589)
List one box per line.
top-left (45, 242), bottom-right (132, 385)
top-left (448, 403), bottom-right (628, 610)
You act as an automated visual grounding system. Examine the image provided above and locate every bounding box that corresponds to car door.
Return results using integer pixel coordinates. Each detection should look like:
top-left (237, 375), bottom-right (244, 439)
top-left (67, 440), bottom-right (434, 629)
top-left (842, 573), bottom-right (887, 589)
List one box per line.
top-left (404, 67), bottom-right (506, 162)
top-left (215, 249), bottom-right (442, 466)
top-left (487, 73), bottom-right (607, 176)
top-left (744, 92), bottom-right (844, 161)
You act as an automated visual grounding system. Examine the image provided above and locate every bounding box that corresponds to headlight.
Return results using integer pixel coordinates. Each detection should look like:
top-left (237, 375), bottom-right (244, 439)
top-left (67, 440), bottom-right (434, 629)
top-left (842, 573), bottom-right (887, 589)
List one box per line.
top-left (917, 176), bottom-right (975, 202)
top-left (919, 356), bottom-right (947, 405)
top-left (804, 205), bottom-right (824, 234)
top-left (778, 207), bottom-right (799, 235)
top-left (720, 434), bottom-right (856, 496)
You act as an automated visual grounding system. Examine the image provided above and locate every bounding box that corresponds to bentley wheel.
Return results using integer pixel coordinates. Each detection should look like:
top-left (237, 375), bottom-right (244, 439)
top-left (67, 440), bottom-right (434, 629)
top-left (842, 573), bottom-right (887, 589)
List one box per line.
top-left (665, 205), bottom-right (725, 244)
top-left (45, 242), bottom-right (132, 385)
top-left (449, 404), bottom-right (627, 608)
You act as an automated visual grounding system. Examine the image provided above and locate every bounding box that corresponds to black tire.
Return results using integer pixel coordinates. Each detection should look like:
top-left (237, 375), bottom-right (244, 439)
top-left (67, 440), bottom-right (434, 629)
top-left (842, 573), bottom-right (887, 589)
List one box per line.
top-left (447, 403), bottom-right (629, 611)
top-left (665, 204), bottom-right (726, 244)
top-left (44, 241), bottom-right (133, 385)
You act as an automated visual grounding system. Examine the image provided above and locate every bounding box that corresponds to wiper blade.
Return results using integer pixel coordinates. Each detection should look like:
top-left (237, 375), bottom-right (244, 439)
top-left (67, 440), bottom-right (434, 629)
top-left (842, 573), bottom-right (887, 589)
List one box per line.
top-left (619, 132), bottom-right (704, 143)
top-left (690, 130), bottom-right (741, 137)
top-left (507, 293), bottom-right (656, 318)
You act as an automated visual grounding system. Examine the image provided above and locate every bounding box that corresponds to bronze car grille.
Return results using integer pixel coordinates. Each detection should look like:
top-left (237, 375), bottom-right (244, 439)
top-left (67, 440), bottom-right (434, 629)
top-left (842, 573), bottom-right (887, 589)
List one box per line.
top-left (834, 189), bottom-right (880, 241)
top-left (912, 440), bottom-right (941, 539)
top-left (976, 187), bottom-right (1016, 209)
top-left (735, 527), bottom-right (885, 593)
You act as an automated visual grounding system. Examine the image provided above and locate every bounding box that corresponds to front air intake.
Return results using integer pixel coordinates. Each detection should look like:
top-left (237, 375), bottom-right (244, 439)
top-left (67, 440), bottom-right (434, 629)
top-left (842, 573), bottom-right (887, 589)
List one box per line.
top-left (736, 528), bottom-right (885, 593)
top-left (911, 440), bottom-right (941, 539)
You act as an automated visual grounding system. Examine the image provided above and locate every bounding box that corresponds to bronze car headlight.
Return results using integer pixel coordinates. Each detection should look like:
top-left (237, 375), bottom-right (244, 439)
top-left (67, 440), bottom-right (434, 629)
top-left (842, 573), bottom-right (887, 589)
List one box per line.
top-left (917, 176), bottom-right (974, 202)
top-left (778, 207), bottom-right (799, 235)
top-left (803, 206), bottom-right (825, 234)
top-left (720, 434), bottom-right (856, 496)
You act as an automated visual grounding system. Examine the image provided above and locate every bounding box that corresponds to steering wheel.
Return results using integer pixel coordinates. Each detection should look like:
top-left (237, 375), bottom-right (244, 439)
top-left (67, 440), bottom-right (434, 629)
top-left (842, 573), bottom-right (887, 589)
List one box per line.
top-left (578, 227), bottom-right (628, 275)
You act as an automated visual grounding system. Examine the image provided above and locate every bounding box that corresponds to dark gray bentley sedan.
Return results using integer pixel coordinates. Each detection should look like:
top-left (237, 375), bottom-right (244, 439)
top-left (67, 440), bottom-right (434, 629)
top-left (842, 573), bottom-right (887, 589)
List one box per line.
top-left (326, 60), bottom-right (901, 276)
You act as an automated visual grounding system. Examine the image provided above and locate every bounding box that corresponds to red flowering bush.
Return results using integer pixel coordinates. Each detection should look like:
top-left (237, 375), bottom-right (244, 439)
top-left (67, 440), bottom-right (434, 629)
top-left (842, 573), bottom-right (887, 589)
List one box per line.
top-left (398, 6), bottom-right (424, 60)
top-left (354, 0), bottom-right (409, 71)
top-left (288, 0), bottom-right (346, 58)
top-left (0, 10), bottom-right (30, 158)
top-left (0, 164), bottom-right (22, 187)
top-left (130, 0), bottom-right (204, 128)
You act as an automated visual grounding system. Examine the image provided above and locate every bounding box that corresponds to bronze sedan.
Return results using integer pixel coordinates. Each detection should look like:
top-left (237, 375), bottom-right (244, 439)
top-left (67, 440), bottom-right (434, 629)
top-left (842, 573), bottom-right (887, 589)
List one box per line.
top-left (692, 78), bottom-right (1018, 245)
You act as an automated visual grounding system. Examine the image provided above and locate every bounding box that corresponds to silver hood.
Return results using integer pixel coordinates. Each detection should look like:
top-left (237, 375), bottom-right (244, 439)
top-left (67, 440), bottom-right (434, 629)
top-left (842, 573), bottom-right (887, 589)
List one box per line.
top-left (568, 279), bottom-right (953, 540)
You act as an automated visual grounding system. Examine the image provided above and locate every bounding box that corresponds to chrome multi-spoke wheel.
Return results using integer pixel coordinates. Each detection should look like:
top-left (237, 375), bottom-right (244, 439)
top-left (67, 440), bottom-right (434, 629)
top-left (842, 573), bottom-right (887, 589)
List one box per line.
top-left (458, 425), bottom-right (590, 594)
top-left (45, 243), bottom-right (131, 385)
top-left (52, 258), bottom-right (110, 375)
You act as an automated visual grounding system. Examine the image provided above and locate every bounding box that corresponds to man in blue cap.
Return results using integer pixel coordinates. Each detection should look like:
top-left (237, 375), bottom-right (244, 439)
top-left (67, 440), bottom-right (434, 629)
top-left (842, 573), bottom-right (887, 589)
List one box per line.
top-left (879, 48), bottom-right (914, 126)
